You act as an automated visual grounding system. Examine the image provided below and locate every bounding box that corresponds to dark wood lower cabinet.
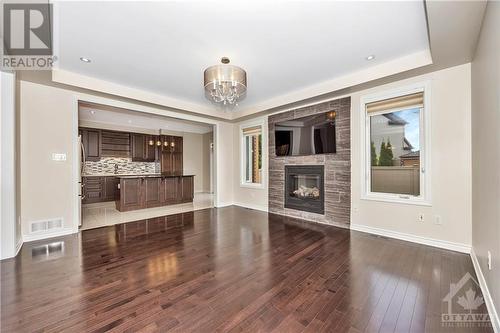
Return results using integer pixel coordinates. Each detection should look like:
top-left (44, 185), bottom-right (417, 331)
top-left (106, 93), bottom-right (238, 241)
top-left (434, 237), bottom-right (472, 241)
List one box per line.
top-left (161, 177), bottom-right (178, 204)
top-left (180, 176), bottom-right (194, 202)
top-left (82, 176), bottom-right (119, 204)
top-left (144, 177), bottom-right (162, 208)
top-left (116, 176), bottom-right (194, 212)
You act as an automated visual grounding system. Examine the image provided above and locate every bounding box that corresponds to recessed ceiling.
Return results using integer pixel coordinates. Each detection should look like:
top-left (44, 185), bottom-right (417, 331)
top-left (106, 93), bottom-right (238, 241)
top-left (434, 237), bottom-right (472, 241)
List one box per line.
top-left (78, 103), bottom-right (213, 134)
top-left (54, 1), bottom-right (430, 117)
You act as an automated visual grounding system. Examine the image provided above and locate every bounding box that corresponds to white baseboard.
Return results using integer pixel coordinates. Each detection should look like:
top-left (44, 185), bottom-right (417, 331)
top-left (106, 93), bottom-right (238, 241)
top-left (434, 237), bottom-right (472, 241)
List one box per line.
top-left (350, 223), bottom-right (471, 254)
top-left (15, 237), bottom-right (23, 256)
top-left (233, 202), bottom-right (268, 213)
top-left (23, 227), bottom-right (77, 243)
top-left (470, 248), bottom-right (500, 333)
top-left (215, 202), bottom-right (233, 208)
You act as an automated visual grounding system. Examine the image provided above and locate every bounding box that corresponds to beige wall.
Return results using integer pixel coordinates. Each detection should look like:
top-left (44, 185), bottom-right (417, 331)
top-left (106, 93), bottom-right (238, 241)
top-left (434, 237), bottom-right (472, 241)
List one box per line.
top-left (183, 132), bottom-right (206, 193)
top-left (18, 80), bottom-right (233, 238)
top-left (351, 63), bottom-right (472, 247)
top-left (202, 132), bottom-right (213, 192)
top-left (471, 1), bottom-right (500, 323)
top-left (20, 81), bottom-right (77, 234)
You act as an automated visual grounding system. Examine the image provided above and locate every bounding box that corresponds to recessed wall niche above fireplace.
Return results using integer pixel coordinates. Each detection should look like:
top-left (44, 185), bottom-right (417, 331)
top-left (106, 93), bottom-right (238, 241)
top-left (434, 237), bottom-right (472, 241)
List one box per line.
top-left (268, 96), bottom-right (351, 228)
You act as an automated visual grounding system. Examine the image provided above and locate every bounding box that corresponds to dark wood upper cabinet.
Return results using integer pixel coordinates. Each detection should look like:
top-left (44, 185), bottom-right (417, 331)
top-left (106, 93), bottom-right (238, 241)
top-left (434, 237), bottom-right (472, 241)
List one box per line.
top-left (131, 134), bottom-right (146, 161)
top-left (101, 130), bottom-right (130, 158)
top-left (144, 135), bottom-right (157, 162)
top-left (132, 134), bottom-right (157, 162)
top-left (160, 135), bottom-right (183, 174)
top-left (81, 129), bottom-right (101, 161)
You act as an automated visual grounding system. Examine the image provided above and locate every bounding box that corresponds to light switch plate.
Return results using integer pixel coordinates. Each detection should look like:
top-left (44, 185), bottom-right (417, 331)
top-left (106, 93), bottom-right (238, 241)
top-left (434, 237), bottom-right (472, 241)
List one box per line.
top-left (52, 153), bottom-right (67, 161)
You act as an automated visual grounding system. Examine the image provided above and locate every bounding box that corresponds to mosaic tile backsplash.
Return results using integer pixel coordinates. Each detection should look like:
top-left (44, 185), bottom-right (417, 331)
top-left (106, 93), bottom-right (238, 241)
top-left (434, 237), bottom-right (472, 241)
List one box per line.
top-left (84, 157), bottom-right (160, 175)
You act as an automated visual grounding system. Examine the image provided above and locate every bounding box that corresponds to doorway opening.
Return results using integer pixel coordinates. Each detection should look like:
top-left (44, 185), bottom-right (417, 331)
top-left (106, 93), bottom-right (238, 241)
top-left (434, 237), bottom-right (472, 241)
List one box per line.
top-left (76, 101), bottom-right (215, 230)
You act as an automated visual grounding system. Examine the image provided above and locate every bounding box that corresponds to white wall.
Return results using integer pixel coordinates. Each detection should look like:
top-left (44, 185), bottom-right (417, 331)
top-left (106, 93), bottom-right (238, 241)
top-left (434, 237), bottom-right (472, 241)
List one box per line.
top-left (471, 1), bottom-right (500, 328)
top-left (1, 71), bottom-right (21, 259)
top-left (18, 80), bottom-right (234, 240)
top-left (351, 64), bottom-right (472, 249)
top-left (232, 116), bottom-right (268, 211)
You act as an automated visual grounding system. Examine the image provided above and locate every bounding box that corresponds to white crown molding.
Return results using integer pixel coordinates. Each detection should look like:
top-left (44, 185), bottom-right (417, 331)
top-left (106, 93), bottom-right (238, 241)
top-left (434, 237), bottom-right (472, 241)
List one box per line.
top-left (52, 50), bottom-right (432, 122)
top-left (234, 49), bottom-right (433, 118)
top-left (470, 248), bottom-right (500, 333)
top-left (350, 223), bottom-right (471, 254)
top-left (52, 69), bottom-right (232, 120)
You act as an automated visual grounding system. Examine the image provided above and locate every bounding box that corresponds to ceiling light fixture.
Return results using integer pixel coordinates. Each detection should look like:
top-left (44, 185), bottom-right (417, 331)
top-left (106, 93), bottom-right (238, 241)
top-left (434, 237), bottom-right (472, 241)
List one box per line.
top-left (80, 57), bottom-right (91, 63)
top-left (204, 57), bottom-right (247, 106)
top-left (365, 55), bottom-right (375, 61)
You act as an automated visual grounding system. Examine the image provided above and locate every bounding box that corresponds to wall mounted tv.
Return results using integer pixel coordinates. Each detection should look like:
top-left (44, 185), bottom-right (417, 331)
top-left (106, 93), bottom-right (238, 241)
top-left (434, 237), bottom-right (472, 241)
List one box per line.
top-left (274, 111), bottom-right (336, 156)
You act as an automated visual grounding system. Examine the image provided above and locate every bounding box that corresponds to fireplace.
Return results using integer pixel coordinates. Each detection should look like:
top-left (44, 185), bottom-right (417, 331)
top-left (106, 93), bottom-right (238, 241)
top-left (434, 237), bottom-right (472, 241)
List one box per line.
top-left (285, 165), bottom-right (324, 214)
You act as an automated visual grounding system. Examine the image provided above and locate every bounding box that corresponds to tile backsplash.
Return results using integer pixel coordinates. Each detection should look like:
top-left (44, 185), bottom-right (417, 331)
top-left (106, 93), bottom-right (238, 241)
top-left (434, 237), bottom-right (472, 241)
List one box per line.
top-left (84, 157), bottom-right (159, 175)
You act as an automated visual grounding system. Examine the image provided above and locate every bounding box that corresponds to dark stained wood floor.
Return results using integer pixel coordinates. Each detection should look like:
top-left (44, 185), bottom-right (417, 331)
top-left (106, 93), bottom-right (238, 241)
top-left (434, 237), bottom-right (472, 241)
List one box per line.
top-left (0, 207), bottom-right (493, 332)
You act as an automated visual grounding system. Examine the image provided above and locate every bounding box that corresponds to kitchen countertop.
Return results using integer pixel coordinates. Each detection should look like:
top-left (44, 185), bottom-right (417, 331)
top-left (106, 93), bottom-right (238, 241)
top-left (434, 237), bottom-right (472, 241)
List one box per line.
top-left (116, 174), bottom-right (194, 179)
top-left (82, 174), bottom-right (194, 178)
top-left (82, 173), bottom-right (160, 177)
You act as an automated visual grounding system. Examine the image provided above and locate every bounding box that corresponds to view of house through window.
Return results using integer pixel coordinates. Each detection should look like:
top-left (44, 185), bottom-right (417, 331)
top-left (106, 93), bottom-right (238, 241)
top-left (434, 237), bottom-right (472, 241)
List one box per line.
top-left (367, 92), bottom-right (423, 197)
top-left (242, 125), bottom-right (262, 184)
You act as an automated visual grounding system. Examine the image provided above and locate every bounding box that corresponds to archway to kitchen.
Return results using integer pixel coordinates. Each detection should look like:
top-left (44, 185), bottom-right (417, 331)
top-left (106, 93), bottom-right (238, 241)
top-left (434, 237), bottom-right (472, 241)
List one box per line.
top-left (76, 101), bottom-right (215, 230)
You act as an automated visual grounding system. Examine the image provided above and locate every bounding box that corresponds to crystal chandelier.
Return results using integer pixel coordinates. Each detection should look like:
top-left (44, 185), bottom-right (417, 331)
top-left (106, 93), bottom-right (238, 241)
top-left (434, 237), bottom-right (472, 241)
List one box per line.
top-left (204, 57), bottom-right (247, 106)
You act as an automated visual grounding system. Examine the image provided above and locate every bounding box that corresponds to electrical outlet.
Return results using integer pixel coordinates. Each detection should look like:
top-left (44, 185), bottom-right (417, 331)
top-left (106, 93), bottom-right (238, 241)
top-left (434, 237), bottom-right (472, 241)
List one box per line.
top-left (487, 251), bottom-right (492, 270)
top-left (418, 213), bottom-right (424, 222)
top-left (434, 215), bottom-right (442, 225)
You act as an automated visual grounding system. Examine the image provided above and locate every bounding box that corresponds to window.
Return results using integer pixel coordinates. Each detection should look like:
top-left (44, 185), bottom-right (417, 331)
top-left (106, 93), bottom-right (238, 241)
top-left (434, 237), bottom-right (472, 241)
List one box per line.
top-left (362, 86), bottom-right (430, 204)
top-left (241, 124), bottom-right (263, 186)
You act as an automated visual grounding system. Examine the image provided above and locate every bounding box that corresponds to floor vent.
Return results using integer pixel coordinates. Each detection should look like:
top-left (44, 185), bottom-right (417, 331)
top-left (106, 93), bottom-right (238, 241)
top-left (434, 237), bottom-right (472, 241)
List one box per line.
top-left (30, 218), bottom-right (63, 234)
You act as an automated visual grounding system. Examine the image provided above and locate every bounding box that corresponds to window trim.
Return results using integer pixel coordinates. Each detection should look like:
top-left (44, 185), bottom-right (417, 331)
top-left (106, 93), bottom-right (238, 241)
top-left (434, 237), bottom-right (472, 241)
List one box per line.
top-left (240, 119), bottom-right (266, 189)
top-left (360, 81), bottom-right (431, 206)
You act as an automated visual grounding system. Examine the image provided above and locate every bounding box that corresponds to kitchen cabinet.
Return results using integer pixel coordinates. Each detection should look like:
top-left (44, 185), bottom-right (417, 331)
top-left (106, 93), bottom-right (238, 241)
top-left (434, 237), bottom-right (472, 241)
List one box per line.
top-left (131, 134), bottom-right (157, 162)
top-left (160, 177), bottom-right (178, 204)
top-left (82, 176), bottom-right (103, 203)
top-left (116, 175), bottom-right (194, 212)
top-left (144, 177), bottom-right (162, 207)
top-left (160, 135), bottom-right (183, 174)
top-left (119, 178), bottom-right (143, 211)
top-left (81, 128), bottom-right (101, 161)
top-left (180, 176), bottom-right (194, 202)
top-left (82, 176), bottom-right (119, 204)
top-left (104, 177), bottom-right (119, 201)
top-left (131, 134), bottom-right (146, 161)
top-left (101, 130), bottom-right (130, 157)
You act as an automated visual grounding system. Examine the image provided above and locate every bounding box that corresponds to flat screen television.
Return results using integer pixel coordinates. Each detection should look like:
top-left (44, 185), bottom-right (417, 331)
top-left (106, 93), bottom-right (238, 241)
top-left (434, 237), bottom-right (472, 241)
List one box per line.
top-left (274, 111), bottom-right (336, 156)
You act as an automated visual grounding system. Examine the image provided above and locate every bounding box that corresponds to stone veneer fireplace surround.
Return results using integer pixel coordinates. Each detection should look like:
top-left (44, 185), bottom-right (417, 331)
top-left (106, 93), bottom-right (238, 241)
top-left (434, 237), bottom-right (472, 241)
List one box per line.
top-left (268, 97), bottom-right (351, 227)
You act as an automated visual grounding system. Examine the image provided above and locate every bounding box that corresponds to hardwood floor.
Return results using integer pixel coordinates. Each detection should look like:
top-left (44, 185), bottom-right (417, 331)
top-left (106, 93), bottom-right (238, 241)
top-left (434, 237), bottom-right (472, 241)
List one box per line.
top-left (0, 207), bottom-right (493, 332)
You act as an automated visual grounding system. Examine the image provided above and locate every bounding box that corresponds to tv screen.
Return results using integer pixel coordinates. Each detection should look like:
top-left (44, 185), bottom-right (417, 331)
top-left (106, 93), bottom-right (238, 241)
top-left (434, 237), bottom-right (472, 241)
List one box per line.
top-left (275, 111), bottom-right (336, 156)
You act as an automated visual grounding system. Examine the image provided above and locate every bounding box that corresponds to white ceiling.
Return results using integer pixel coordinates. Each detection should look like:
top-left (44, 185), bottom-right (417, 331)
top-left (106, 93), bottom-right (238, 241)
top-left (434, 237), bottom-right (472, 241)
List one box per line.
top-left (54, 1), bottom-right (430, 117)
top-left (78, 104), bottom-right (213, 134)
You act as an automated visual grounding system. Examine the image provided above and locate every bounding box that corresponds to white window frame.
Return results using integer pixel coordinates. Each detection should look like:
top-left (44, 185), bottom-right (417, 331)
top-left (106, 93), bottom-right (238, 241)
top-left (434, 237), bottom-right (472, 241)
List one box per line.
top-left (360, 81), bottom-right (431, 206)
top-left (240, 119), bottom-right (266, 189)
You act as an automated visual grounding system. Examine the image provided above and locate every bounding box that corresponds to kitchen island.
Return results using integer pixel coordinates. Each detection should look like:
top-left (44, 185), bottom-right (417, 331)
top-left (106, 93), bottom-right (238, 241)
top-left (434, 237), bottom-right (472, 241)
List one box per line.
top-left (116, 174), bottom-right (194, 212)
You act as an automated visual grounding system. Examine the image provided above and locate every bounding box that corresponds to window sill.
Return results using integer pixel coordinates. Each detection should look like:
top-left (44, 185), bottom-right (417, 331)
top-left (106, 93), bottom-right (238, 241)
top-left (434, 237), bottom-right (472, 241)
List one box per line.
top-left (240, 182), bottom-right (265, 190)
top-left (361, 194), bottom-right (431, 207)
